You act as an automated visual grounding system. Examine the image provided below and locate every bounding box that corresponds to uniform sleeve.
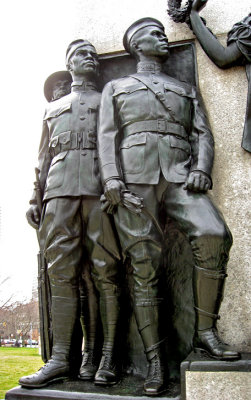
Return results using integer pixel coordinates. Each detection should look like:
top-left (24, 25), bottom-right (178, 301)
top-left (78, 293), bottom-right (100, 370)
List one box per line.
top-left (98, 81), bottom-right (122, 183)
top-left (189, 88), bottom-right (214, 184)
top-left (29, 115), bottom-right (52, 203)
top-left (227, 14), bottom-right (251, 63)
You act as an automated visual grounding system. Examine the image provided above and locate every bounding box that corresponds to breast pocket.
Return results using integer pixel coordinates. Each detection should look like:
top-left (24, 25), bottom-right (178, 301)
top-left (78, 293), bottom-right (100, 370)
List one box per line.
top-left (44, 102), bottom-right (72, 133)
top-left (120, 133), bottom-right (146, 174)
top-left (113, 84), bottom-right (149, 120)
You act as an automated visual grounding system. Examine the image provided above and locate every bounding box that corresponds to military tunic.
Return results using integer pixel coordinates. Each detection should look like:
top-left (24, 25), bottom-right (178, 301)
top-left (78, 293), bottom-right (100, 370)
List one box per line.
top-left (98, 70), bottom-right (232, 305)
top-left (35, 82), bottom-right (119, 295)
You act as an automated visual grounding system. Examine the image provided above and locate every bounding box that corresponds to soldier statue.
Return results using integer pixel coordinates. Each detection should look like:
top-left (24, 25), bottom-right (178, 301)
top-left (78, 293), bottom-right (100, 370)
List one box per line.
top-left (19, 40), bottom-right (120, 388)
top-left (98, 17), bottom-right (240, 396)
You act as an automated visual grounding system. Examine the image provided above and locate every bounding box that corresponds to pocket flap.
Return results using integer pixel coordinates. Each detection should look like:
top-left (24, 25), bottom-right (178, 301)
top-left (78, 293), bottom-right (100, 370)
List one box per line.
top-left (164, 83), bottom-right (194, 99)
top-left (51, 151), bottom-right (68, 166)
top-left (120, 132), bottom-right (146, 149)
top-left (169, 136), bottom-right (191, 154)
top-left (44, 102), bottom-right (71, 120)
top-left (113, 83), bottom-right (147, 97)
top-left (58, 131), bottom-right (71, 145)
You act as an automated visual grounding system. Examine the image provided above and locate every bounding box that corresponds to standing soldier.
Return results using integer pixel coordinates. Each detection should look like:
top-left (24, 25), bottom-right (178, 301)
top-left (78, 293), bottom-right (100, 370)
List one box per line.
top-left (19, 40), bottom-right (120, 388)
top-left (98, 17), bottom-right (240, 396)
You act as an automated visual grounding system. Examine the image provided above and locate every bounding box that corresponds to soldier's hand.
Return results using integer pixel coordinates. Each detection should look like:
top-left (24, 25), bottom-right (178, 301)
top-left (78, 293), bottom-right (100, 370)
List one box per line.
top-left (104, 179), bottom-right (126, 205)
top-left (184, 171), bottom-right (211, 193)
top-left (26, 205), bottom-right (40, 230)
top-left (191, 0), bottom-right (208, 13)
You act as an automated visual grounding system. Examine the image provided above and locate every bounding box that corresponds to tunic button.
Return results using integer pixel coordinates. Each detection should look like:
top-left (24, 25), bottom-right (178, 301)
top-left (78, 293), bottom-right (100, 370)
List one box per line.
top-left (80, 101), bottom-right (85, 105)
top-left (80, 116), bottom-right (85, 120)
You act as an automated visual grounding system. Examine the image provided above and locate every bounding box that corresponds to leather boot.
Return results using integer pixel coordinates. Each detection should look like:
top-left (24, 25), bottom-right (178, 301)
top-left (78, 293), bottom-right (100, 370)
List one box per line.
top-left (193, 266), bottom-right (240, 360)
top-left (144, 347), bottom-right (166, 396)
top-left (94, 351), bottom-right (117, 385)
top-left (78, 278), bottom-right (98, 380)
top-left (79, 349), bottom-right (97, 381)
top-left (19, 296), bottom-right (78, 388)
top-left (134, 304), bottom-right (167, 396)
top-left (94, 294), bottom-right (119, 386)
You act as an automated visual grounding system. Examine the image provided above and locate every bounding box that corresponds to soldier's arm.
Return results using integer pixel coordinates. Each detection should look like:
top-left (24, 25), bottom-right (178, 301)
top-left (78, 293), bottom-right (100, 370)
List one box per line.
top-left (190, 0), bottom-right (242, 68)
top-left (185, 88), bottom-right (214, 192)
top-left (27, 118), bottom-right (52, 229)
top-left (98, 81), bottom-right (125, 204)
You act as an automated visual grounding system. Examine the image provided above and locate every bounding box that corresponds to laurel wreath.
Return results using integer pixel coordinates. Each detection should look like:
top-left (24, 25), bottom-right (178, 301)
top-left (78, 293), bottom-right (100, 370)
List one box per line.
top-left (167, 0), bottom-right (193, 25)
top-left (167, 0), bottom-right (209, 31)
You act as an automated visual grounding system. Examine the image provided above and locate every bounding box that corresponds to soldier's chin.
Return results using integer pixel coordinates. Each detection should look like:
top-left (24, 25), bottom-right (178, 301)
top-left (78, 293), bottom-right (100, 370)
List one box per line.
top-left (159, 49), bottom-right (169, 60)
top-left (83, 66), bottom-right (98, 76)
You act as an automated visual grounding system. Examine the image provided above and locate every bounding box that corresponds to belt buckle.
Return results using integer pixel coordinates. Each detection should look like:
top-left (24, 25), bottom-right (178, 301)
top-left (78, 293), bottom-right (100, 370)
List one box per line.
top-left (157, 119), bottom-right (165, 133)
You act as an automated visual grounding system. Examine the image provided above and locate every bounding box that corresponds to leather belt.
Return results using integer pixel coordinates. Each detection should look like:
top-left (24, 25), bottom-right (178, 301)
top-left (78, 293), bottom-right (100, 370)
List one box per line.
top-left (50, 131), bottom-right (97, 156)
top-left (123, 119), bottom-right (187, 139)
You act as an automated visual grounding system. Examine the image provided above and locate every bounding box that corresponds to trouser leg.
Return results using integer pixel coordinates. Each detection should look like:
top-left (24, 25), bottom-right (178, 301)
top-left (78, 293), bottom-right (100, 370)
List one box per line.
top-left (114, 184), bottom-right (166, 395)
top-left (19, 197), bottom-right (82, 388)
top-left (162, 183), bottom-right (239, 359)
top-left (82, 197), bottom-right (120, 385)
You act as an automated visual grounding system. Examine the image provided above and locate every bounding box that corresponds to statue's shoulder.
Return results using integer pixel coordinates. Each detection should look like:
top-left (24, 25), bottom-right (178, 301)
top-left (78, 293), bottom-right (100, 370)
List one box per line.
top-left (44, 93), bottom-right (73, 119)
top-left (106, 75), bottom-right (142, 92)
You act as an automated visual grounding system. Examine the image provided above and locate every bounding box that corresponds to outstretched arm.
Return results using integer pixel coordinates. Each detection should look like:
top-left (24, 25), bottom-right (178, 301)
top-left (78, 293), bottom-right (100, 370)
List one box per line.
top-left (190, 0), bottom-right (242, 68)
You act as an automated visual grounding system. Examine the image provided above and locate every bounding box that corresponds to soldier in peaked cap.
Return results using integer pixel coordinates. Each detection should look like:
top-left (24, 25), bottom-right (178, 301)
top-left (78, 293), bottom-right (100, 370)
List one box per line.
top-left (98, 17), bottom-right (239, 395)
top-left (19, 39), bottom-right (121, 388)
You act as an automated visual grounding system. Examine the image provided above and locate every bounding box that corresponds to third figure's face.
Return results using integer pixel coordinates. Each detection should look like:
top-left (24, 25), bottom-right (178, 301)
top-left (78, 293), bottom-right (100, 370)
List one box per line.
top-left (133, 26), bottom-right (169, 58)
top-left (52, 80), bottom-right (71, 101)
top-left (69, 45), bottom-right (99, 76)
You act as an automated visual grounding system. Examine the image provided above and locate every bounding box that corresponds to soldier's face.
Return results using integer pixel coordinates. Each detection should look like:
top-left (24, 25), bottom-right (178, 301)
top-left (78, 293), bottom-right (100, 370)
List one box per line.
top-left (52, 80), bottom-right (71, 101)
top-left (133, 26), bottom-right (169, 58)
top-left (69, 45), bottom-right (99, 76)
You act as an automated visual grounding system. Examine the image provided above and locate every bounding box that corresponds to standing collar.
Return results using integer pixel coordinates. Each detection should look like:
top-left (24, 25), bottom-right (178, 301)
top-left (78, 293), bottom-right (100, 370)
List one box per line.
top-left (137, 61), bottom-right (162, 73)
top-left (71, 80), bottom-right (97, 92)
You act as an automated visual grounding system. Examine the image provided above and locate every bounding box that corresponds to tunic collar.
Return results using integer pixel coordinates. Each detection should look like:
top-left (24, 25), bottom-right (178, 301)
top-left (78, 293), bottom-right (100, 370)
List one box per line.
top-left (71, 80), bottom-right (97, 92)
top-left (137, 61), bottom-right (162, 73)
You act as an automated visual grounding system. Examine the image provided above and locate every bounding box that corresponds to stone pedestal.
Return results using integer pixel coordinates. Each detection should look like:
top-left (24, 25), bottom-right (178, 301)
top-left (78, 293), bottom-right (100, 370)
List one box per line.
top-left (5, 376), bottom-right (180, 400)
top-left (180, 352), bottom-right (251, 400)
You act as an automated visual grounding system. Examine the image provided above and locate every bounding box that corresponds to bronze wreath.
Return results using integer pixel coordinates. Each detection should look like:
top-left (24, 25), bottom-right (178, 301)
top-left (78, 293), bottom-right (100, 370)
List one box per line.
top-left (167, 0), bottom-right (193, 25)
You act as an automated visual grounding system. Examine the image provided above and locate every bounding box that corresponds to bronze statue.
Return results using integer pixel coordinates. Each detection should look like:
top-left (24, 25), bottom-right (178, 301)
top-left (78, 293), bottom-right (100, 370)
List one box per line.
top-left (19, 40), bottom-right (121, 388)
top-left (168, 0), bottom-right (251, 153)
top-left (98, 17), bottom-right (240, 395)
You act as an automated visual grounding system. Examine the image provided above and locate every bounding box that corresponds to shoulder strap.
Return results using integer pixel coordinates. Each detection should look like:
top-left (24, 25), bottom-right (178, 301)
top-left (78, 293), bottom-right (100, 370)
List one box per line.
top-left (129, 74), bottom-right (177, 123)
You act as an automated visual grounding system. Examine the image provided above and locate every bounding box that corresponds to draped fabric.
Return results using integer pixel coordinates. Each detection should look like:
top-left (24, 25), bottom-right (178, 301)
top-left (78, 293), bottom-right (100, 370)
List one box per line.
top-left (227, 14), bottom-right (251, 152)
top-left (227, 14), bottom-right (251, 63)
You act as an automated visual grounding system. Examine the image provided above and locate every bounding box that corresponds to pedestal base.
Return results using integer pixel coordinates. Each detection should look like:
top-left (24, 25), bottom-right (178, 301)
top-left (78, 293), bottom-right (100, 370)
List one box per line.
top-left (5, 376), bottom-right (180, 400)
top-left (181, 352), bottom-right (251, 400)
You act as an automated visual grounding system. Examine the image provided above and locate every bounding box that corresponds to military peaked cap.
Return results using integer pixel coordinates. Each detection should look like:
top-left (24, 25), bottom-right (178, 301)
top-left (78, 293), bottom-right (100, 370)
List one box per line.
top-left (44, 71), bottom-right (72, 102)
top-left (123, 17), bottom-right (165, 53)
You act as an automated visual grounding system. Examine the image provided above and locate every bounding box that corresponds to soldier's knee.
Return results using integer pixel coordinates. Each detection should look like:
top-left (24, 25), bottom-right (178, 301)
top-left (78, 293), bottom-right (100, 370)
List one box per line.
top-left (192, 217), bottom-right (232, 247)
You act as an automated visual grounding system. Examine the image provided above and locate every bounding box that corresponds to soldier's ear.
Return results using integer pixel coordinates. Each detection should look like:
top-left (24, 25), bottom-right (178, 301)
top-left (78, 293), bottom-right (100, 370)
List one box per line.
top-left (131, 40), bottom-right (138, 51)
top-left (66, 61), bottom-right (73, 72)
top-left (130, 40), bottom-right (141, 56)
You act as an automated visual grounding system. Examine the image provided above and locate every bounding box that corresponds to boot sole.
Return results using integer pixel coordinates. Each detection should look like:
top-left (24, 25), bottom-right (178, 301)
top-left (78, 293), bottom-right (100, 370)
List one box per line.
top-left (94, 379), bottom-right (118, 386)
top-left (143, 387), bottom-right (167, 397)
top-left (194, 347), bottom-right (240, 360)
top-left (19, 376), bottom-right (69, 388)
top-left (78, 374), bottom-right (95, 381)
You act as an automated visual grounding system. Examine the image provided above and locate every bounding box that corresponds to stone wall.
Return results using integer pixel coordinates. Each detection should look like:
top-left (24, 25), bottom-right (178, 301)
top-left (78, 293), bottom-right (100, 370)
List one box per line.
top-left (70, 0), bottom-right (251, 351)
